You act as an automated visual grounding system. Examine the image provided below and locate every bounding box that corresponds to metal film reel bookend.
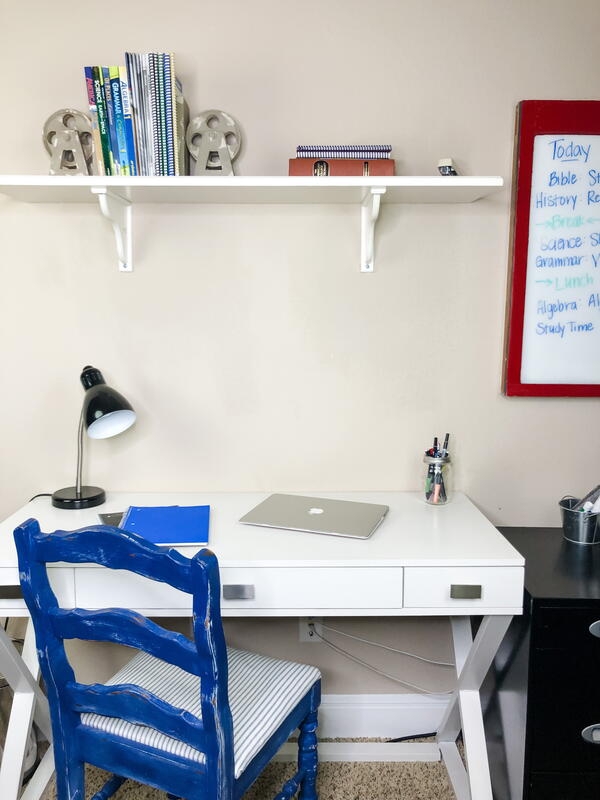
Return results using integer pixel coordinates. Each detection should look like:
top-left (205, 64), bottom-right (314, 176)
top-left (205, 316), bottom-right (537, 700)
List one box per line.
top-left (186, 110), bottom-right (242, 176)
top-left (43, 109), bottom-right (97, 176)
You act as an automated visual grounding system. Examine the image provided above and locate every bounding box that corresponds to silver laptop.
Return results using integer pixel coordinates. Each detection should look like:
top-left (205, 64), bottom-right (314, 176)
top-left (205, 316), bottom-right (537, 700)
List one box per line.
top-left (239, 494), bottom-right (388, 539)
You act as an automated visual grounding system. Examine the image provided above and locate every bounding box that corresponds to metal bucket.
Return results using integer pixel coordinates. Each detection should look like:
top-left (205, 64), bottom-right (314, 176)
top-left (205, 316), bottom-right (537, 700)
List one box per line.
top-left (559, 496), bottom-right (600, 545)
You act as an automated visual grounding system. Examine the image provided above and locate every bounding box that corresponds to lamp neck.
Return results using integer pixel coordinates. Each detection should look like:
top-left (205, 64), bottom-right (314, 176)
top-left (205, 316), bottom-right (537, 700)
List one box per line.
top-left (80, 366), bottom-right (105, 390)
top-left (75, 407), bottom-right (85, 497)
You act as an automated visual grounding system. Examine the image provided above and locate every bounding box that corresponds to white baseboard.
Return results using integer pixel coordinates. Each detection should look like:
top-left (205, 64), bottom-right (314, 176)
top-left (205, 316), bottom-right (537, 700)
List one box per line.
top-left (275, 740), bottom-right (441, 763)
top-left (317, 693), bottom-right (449, 739)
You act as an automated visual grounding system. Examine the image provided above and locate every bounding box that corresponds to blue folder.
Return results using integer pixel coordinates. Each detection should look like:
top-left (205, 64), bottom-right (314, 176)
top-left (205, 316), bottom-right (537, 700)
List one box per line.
top-left (120, 505), bottom-right (210, 546)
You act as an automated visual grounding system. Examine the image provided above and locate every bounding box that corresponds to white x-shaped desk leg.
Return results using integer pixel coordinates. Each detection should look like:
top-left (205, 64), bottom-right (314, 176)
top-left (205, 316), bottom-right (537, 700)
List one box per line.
top-left (0, 621), bottom-right (54, 800)
top-left (437, 615), bottom-right (512, 800)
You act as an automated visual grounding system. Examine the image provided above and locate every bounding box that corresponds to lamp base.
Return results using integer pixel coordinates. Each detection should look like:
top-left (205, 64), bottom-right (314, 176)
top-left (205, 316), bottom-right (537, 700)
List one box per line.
top-left (52, 486), bottom-right (106, 510)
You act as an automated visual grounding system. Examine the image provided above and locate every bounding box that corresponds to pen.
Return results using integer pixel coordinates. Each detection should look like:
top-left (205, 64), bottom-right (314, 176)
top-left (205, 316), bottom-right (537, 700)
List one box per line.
top-left (442, 432), bottom-right (450, 455)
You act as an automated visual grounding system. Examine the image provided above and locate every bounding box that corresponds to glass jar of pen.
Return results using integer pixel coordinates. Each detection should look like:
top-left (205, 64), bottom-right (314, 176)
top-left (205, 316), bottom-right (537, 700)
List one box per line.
top-left (423, 434), bottom-right (452, 505)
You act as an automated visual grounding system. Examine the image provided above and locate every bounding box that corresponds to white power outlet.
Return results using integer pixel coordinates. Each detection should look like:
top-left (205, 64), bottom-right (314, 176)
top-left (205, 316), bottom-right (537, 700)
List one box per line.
top-left (299, 617), bottom-right (323, 642)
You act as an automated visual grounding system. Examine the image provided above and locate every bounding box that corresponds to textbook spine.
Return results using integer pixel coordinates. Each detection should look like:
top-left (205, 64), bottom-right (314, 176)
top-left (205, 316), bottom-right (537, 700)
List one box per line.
top-left (92, 66), bottom-right (112, 175)
top-left (84, 66), bottom-right (105, 175)
top-left (119, 65), bottom-right (138, 175)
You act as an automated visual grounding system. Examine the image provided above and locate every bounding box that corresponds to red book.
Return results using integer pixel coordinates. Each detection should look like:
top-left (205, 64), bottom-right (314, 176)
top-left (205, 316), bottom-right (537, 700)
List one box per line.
top-left (289, 158), bottom-right (395, 177)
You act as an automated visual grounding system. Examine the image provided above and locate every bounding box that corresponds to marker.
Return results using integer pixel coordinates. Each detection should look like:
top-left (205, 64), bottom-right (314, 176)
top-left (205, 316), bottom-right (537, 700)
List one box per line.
top-left (425, 472), bottom-right (433, 499)
top-left (433, 469), bottom-right (442, 503)
top-left (425, 435), bottom-right (437, 497)
top-left (442, 432), bottom-right (450, 455)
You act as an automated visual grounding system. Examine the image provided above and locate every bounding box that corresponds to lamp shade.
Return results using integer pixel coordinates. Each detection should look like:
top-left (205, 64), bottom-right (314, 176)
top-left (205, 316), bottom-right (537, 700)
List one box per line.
top-left (52, 365), bottom-right (136, 510)
top-left (80, 366), bottom-right (136, 439)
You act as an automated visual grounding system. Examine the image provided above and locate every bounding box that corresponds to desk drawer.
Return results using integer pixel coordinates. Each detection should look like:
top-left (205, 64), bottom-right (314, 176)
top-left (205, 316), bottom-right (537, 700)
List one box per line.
top-left (220, 567), bottom-right (404, 610)
top-left (534, 605), bottom-right (600, 650)
top-left (528, 772), bottom-right (600, 800)
top-left (75, 567), bottom-right (403, 611)
top-left (76, 569), bottom-right (191, 610)
top-left (403, 567), bottom-right (523, 609)
top-left (529, 643), bottom-right (600, 773)
top-left (0, 567), bottom-right (74, 610)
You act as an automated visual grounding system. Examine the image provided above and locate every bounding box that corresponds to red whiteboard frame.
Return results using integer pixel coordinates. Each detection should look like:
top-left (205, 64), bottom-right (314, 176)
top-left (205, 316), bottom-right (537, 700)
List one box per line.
top-left (504, 100), bottom-right (600, 397)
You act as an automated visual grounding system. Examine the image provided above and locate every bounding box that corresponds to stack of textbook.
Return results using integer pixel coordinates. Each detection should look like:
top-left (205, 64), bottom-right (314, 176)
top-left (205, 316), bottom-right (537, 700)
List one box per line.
top-left (289, 145), bottom-right (395, 176)
top-left (84, 53), bottom-right (188, 177)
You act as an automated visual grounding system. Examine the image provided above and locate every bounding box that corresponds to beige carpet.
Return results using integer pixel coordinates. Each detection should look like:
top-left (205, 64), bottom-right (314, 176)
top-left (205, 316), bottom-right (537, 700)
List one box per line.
top-left (40, 740), bottom-right (457, 800)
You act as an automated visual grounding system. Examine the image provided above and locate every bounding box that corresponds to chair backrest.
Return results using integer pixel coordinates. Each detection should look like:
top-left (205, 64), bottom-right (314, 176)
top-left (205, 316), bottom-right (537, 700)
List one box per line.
top-left (13, 519), bottom-right (234, 798)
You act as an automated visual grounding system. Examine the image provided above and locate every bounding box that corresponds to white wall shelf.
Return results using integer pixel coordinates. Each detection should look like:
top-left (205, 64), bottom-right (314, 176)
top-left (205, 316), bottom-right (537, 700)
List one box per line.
top-left (0, 175), bottom-right (503, 273)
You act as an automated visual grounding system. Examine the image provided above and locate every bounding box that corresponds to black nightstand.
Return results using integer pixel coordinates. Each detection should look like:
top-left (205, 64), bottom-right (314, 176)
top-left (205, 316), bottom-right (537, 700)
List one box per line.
top-left (482, 527), bottom-right (600, 800)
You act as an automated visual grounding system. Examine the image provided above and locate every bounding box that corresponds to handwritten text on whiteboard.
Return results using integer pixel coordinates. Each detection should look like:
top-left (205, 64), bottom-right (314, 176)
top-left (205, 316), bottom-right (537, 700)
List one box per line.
top-left (521, 135), bottom-right (600, 384)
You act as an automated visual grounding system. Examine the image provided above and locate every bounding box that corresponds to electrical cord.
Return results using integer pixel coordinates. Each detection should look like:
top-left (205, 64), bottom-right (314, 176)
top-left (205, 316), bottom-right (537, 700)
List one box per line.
top-left (319, 622), bottom-right (455, 667)
top-left (312, 628), bottom-right (454, 695)
top-left (29, 493), bottom-right (52, 501)
top-left (387, 732), bottom-right (437, 742)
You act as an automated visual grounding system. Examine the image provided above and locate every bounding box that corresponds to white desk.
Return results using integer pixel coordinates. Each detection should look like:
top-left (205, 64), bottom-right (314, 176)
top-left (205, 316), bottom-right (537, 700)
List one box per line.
top-left (0, 491), bottom-right (524, 800)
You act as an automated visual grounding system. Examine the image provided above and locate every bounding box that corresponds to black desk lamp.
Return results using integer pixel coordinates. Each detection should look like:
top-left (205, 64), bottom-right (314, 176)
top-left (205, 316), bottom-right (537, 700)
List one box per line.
top-left (52, 366), bottom-right (136, 509)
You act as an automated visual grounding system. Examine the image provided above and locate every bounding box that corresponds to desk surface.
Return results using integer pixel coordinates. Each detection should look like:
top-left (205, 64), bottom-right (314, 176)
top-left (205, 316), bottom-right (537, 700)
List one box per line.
top-left (0, 492), bottom-right (522, 800)
top-left (0, 491), bottom-right (523, 568)
top-left (499, 526), bottom-right (600, 601)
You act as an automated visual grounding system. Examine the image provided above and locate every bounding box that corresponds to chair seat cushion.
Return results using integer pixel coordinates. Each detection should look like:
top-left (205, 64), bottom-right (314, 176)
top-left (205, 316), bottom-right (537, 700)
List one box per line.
top-left (81, 647), bottom-right (320, 778)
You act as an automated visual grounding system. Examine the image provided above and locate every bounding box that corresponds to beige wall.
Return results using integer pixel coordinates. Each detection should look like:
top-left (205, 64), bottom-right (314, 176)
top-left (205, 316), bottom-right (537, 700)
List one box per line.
top-left (1, 0), bottom-right (599, 693)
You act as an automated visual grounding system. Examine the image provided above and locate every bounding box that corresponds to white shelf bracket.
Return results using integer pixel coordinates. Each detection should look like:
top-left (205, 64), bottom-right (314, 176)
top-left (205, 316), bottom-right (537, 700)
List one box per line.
top-left (91, 187), bottom-right (133, 272)
top-left (360, 187), bottom-right (386, 273)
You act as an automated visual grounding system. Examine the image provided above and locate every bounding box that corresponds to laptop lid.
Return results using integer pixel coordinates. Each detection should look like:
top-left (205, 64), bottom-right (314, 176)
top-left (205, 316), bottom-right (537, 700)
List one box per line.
top-left (239, 493), bottom-right (389, 539)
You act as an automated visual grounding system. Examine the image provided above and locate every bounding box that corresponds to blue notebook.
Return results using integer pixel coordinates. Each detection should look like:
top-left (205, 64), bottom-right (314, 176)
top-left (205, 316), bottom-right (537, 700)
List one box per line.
top-left (120, 505), bottom-right (210, 546)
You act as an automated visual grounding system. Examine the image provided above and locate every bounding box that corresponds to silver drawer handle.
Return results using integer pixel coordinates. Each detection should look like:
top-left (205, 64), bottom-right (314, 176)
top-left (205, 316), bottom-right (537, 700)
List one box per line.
top-left (581, 724), bottom-right (600, 744)
top-left (223, 584), bottom-right (255, 600)
top-left (450, 584), bottom-right (482, 600)
top-left (589, 621), bottom-right (600, 638)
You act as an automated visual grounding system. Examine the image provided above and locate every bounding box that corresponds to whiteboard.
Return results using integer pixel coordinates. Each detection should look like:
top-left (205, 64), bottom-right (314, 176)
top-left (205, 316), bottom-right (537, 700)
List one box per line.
top-left (520, 134), bottom-right (600, 384)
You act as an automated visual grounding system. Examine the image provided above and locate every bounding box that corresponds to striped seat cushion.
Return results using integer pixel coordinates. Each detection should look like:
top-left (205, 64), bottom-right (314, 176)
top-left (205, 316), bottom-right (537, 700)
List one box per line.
top-left (81, 647), bottom-right (320, 778)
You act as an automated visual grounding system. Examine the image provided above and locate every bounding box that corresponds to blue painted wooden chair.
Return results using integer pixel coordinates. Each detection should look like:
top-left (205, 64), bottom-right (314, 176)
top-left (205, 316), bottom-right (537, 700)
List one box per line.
top-left (14, 520), bottom-right (320, 800)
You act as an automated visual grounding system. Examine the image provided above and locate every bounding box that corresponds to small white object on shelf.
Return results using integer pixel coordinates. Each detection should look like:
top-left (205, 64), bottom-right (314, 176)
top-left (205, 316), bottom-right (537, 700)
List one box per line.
top-left (437, 158), bottom-right (459, 176)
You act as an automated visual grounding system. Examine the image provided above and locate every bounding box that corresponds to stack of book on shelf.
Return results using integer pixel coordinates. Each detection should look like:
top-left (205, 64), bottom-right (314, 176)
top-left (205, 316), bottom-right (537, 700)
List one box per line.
top-left (289, 145), bottom-right (395, 177)
top-left (84, 53), bottom-right (188, 177)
